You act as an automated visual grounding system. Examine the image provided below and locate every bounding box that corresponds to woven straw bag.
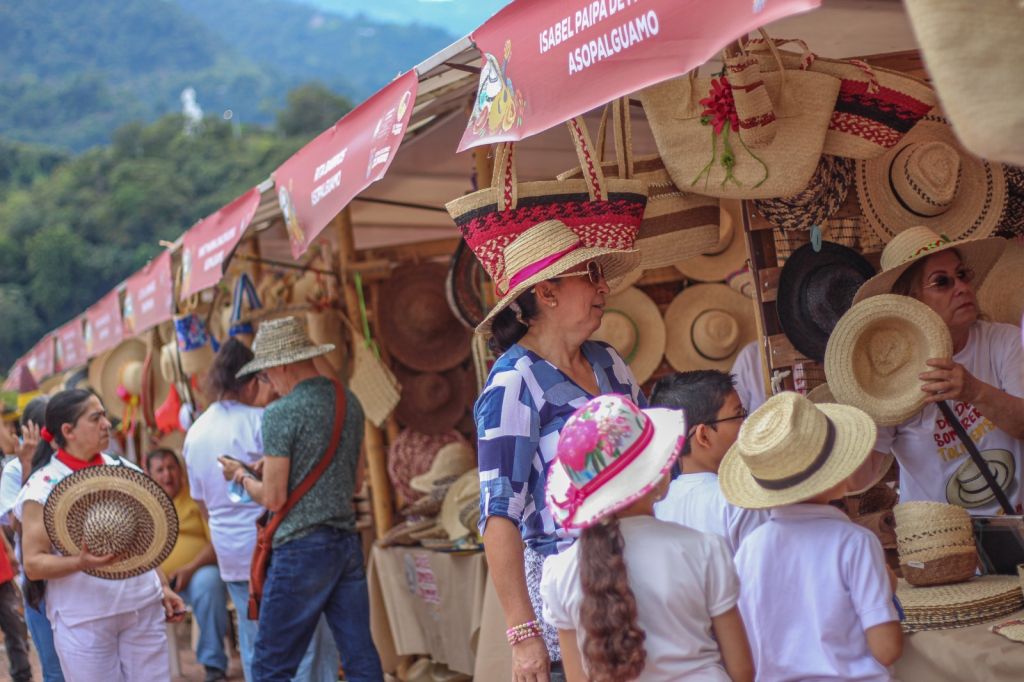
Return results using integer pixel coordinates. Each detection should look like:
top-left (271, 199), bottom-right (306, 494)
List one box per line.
top-left (636, 36), bottom-right (840, 200)
top-left (903, 0), bottom-right (1024, 166)
top-left (558, 98), bottom-right (720, 273)
top-left (894, 501), bottom-right (978, 586)
top-left (445, 117), bottom-right (647, 287)
top-left (341, 316), bottom-right (400, 428)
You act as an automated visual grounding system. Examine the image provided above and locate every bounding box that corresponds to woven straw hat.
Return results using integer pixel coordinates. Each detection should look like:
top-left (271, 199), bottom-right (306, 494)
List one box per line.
top-left (388, 429), bottom-right (467, 503)
top-left (825, 294), bottom-right (953, 426)
top-left (589, 287), bottom-right (666, 384)
top-left (235, 316), bottom-right (334, 377)
top-left (379, 262), bottom-right (471, 372)
top-left (777, 241), bottom-right (876, 363)
top-left (546, 395), bottom-right (686, 530)
top-left (663, 284), bottom-right (757, 372)
top-left (674, 200), bottom-right (749, 282)
top-left (720, 392), bottom-right (877, 509)
top-left (997, 165), bottom-right (1024, 237)
top-left (96, 339), bottom-right (147, 421)
top-left (894, 501), bottom-right (978, 586)
top-left (410, 442), bottom-right (476, 494)
top-left (978, 238), bottom-right (1024, 325)
top-left (393, 365), bottom-right (467, 435)
top-left (805, 383), bottom-right (835, 404)
top-left (854, 226), bottom-right (1006, 304)
top-left (897, 575), bottom-right (1024, 633)
top-left (753, 155), bottom-right (856, 232)
top-left (44, 465), bottom-right (179, 580)
top-left (445, 240), bottom-right (490, 330)
top-left (440, 470), bottom-right (480, 541)
top-left (477, 219), bottom-right (640, 335)
top-left (856, 109), bottom-right (1007, 245)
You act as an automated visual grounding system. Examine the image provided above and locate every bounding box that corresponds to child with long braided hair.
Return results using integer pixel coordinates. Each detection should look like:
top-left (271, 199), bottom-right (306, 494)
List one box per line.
top-left (540, 395), bottom-right (754, 682)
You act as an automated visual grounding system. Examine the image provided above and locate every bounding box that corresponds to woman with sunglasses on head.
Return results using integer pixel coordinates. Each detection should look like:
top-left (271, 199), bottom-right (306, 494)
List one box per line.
top-left (853, 225), bottom-right (1024, 514)
top-left (472, 220), bottom-right (645, 682)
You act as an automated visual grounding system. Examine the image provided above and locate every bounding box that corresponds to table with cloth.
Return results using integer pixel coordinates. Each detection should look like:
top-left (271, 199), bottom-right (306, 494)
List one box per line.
top-left (894, 608), bottom-right (1024, 681)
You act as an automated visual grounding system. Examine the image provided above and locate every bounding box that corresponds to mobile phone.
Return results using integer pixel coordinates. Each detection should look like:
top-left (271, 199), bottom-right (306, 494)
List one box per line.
top-left (220, 455), bottom-right (261, 480)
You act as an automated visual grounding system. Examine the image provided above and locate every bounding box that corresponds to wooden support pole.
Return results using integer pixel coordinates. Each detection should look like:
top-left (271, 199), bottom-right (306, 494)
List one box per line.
top-left (335, 206), bottom-right (394, 538)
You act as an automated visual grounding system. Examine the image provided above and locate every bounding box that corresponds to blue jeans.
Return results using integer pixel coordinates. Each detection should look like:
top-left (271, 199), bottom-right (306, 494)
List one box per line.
top-left (251, 527), bottom-right (382, 682)
top-left (178, 564), bottom-right (229, 672)
top-left (226, 580), bottom-right (339, 682)
top-left (25, 595), bottom-right (64, 682)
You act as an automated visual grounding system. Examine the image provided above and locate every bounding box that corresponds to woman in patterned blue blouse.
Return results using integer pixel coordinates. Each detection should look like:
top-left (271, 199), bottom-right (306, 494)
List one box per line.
top-left (473, 220), bottom-right (646, 682)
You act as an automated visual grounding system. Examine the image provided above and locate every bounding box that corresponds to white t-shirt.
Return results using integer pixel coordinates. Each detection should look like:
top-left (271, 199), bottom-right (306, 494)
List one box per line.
top-left (183, 400), bottom-right (264, 582)
top-left (541, 516), bottom-right (738, 682)
top-left (13, 454), bottom-right (164, 627)
top-left (654, 472), bottom-right (769, 555)
top-left (0, 456), bottom-right (23, 525)
top-left (735, 504), bottom-right (897, 682)
top-left (731, 341), bottom-right (767, 413)
top-left (875, 321), bottom-right (1024, 514)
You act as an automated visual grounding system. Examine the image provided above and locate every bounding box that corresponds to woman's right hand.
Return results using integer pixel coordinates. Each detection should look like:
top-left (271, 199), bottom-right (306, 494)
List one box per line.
top-left (75, 544), bottom-right (118, 572)
top-left (512, 635), bottom-right (551, 682)
top-left (17, 421), bottom-right (40, 465)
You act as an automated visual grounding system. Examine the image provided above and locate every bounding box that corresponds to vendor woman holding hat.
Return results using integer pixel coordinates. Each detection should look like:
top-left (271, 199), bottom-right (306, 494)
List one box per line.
top-left (473, 219), bottom-right (645, 681)
top-left (14, 389), bottom-right (185, 681)
top-left (854, 226), bottom-right (1024, 514)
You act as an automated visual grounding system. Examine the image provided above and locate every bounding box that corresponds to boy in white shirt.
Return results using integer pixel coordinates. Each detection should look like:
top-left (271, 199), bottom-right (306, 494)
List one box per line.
top-left (652, 371), bottom-right (769, 554)
top-left (722, 392), bottom-right (902, 682)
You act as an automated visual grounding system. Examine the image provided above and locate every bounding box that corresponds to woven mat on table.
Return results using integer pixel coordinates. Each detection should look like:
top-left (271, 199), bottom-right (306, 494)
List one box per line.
top-left (898, 575), bottom-right (1024, 633)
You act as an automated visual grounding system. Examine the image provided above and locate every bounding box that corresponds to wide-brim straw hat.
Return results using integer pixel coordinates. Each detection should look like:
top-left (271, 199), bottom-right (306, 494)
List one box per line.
top-left (978, 238), bottom-right (1024, 325)
top-left (394, 365), bottom-right (468, 436)
top-left (378, 262), bottom-right (471, 372)
top-left (44, 465), bottom-right (179, 580)
top-left (805, 383), bottom-right (835, 404)
top-left (440, 470), bottom-right (480, 541)
top-left (477, 219), bottom-right (640, 335)
top-left (825, 294), bottom-right (953, 426)
top-left (897, 575), bottom-right (1024, 633)
top-left (752, 155), bottom-right (856, 231)
top-left (720, 392), bottom-right (878, 509)
top-left (96, 338), bottom-right (147, 421)
top-left (777, 241), bottom-right (876, 362)
top-left (546, 404), bottom-right (686, 529)
top-left (236, 316), bottom-right (334, 377)
top-left (410, 442), bottom-right (476, 494)
top-left (663, 284), bottom-right (757, 372)
top-left (673, 200), bottom-right (748, 282)
top-left (388, 429), bottom-right (468, 503)
top-left (853, 225), bottom-right (1006, 304)
top-left (445, 240), bottom-right (490, 330)
top-left (589, 287), bottom-right (666, 384)
top-left (856, 109), bottom-right (1007, 246)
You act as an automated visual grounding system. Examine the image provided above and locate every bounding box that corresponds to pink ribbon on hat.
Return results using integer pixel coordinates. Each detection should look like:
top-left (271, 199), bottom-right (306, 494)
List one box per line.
top-left (553, 415), bottom-right (656, 526)
top-left (497, 242), bottom-right (582, 297)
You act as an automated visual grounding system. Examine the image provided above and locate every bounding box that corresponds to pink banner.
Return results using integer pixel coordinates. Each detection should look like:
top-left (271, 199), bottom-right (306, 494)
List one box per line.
top-left (26, 336), bottom-right (55, 383)
top-left (124, 250), bottom-right (174, 336)
top-left (273, 70), bottom-right (418, 259)
top-left (85, 290), bottom-right (125, 358)
top-left (458, 0), bottom-right (820, 151)
top-left (2, 359), bottom-right (25, 392)
top-left (56, 318), bottom-right (88, 371)
top-left (180, 187), bottom-right (262, 298)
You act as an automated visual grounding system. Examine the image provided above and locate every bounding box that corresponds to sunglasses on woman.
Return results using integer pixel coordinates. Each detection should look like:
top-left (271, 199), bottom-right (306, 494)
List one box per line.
top-left (553, 260), bottom-right (605, 286)
top-left (922, 267), bottom-right (975, 292)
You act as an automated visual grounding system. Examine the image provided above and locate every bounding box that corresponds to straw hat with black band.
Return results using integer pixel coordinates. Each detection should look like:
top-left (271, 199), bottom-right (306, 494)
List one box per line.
top-left (852, 225), bottom-right (1006, 305)
top-left (720, 391), bottom-right (878, 509)
top-left (663, 284), bottom-right (757, 372)
top-left (776, 241), bottom-right (876, 363)
top-left (674, 199), bottom-right (749, 282)
top-left (44, 464), bottom-right (179, 580)
top-left (589, 286), bottom-right (666, 384)
top-left (236, 316), bottom-right (334, 378)
top-left (476, 219), bottom-right (640, 335)
top-left (855, 109), bottom-right (1007, 246)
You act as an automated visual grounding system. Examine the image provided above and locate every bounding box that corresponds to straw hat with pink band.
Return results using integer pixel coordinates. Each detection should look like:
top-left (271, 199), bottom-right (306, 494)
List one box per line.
top-left (476, 220), bottom-right (640, 334)
top-left (546, 394), bottom-right (686, 530)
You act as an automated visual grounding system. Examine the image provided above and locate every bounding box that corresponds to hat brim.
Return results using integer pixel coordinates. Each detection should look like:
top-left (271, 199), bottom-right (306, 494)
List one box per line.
top-left (673, 200), bottom-right (748, 282)
top-left (663, 284), bottom-right (758, 372)
top-left (853, 236), bottom-right (1006, 304)
top-left (97, 339), bottom-right (148, 420)
top-left (546, 408), bottom-right (686, 529)
top-left (236, 342), bottom-right (335, 377)
top-left (855, 110), bottom-right (1007, 246)
top-left (825, 294), bottom-right (953, 426)
top-left (719, 403), bottom-right (877, 509)
top-left (978, 239), bottom-right (1024, 325)
top-left (43, 465), bottom-right (178, 580)
top-left (476, 246), bottom-right (641, 335)
top-left (589, 287), bottom-right (667, 384)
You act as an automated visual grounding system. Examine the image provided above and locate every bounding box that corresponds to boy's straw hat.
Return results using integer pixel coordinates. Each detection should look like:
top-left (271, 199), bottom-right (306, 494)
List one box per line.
top-left (720, 391), bottom-right (877, 509)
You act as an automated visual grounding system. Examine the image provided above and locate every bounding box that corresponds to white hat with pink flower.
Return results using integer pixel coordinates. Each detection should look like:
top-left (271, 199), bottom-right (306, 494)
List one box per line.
top-left (546, 394), bottom-right (687, 530)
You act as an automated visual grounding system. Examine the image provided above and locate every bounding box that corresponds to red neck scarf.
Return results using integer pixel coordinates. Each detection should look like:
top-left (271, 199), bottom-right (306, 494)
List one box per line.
top-left (56, 448), bottom-right (104, 471)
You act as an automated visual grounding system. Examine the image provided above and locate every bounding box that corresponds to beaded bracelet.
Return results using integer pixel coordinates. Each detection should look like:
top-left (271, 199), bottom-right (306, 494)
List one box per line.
top-left (506, 620), bottom-right (543, 646)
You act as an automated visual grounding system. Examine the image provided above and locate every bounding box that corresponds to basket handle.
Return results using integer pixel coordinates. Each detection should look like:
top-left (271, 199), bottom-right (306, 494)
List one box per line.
top-left (566, 116), bottom-right (608, 202)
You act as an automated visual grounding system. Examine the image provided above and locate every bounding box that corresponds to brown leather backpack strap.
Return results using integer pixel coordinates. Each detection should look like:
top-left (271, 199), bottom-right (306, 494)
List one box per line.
top-left (264, 379), bottom-right (347, 536)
